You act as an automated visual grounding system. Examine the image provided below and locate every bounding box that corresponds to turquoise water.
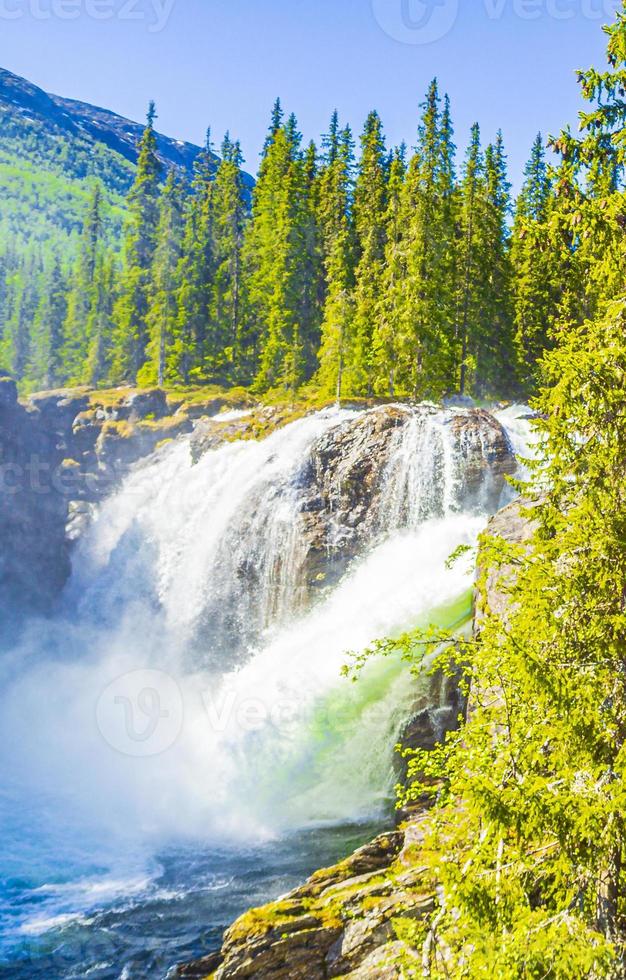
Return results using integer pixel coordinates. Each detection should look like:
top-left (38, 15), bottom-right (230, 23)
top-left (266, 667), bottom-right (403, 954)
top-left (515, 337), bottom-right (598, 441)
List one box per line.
top-left (0, 822), bottom-right (382, 978)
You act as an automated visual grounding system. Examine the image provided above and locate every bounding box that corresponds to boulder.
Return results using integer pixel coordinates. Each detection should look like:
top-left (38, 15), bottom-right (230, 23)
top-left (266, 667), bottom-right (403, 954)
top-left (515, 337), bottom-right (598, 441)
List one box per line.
top-left (296, 404), bottom-right (516, 600)
top-left (125, 387), bottom-right (169, 421)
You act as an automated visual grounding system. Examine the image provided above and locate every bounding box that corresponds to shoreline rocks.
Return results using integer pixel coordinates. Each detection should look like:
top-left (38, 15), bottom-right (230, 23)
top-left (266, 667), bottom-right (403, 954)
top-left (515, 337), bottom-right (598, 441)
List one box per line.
top-left (175, 825), bottom-right (433, 980)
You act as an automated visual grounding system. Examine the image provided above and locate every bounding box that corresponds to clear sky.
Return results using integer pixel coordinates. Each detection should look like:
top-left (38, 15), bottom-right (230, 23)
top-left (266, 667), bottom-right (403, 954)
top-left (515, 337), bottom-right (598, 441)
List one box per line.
top-left (0, 0), bottom-right (620, 189)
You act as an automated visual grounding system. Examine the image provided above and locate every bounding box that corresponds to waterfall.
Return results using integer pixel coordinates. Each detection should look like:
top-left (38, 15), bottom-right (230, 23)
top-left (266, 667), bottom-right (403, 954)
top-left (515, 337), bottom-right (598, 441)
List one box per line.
top-left (0, 402), bottom-right (533, 966)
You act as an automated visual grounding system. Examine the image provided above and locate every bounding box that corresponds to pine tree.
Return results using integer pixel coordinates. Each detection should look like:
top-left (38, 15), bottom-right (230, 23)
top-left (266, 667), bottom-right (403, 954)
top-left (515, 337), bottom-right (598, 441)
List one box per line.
top-left (373, 146), bottom-right (407, 396)
top-left (457, 123), bottom-right (488, 395)
top-left (0, 256), bottom-right (38, 381)
top-left (394, 81), bottom-right (458, 398)
top-left (141, 172), bottom-right (184, 386)
top-left (350, 111), bottom-right (387, 395)
top-left (478, 131), bottom-right (513, 395)
top-left (174, 130), bottom-right (217, 383)
top-left (245, 106), bottom-right (315, 392)
top-left (510, 134), bottom-right (557, 392)
top-left (112, 101), bottom-right (163, 381)
top-left (316, 121), bottom-right (356, 398)
top-left (212, 133), bottom-right (248, 381)
top-left (62, 183), bottom-right (104, 382)
top-left (86, 253), bottom-right (116, 387)
top-left (25, 257), bottom-right (67, 390)
top-left (294, 140), bottom-right (323, 379)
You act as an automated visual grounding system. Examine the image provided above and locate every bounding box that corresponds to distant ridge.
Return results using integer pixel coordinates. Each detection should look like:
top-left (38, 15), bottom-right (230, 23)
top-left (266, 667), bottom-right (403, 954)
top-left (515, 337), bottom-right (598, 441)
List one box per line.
top-left (0, 66), bottom-right (254, 188)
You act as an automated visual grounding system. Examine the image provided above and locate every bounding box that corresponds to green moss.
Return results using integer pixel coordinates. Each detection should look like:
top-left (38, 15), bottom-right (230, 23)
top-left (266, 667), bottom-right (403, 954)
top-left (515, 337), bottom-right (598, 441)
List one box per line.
top-left (100, 419), bottom-right (135, 439)
top-left (136, 415), bottom-right (184, 433)
top-left (227, 899), bottom-right (308, 942)
top-left (88, 387), bottom-right (134, 408)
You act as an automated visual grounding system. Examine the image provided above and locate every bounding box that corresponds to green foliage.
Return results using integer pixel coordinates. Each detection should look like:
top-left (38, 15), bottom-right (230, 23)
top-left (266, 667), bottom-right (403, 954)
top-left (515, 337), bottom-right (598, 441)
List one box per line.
top-left (112, 102), bottom-right (163, 381)
top-left (344, 10), bottom-right (626, 973)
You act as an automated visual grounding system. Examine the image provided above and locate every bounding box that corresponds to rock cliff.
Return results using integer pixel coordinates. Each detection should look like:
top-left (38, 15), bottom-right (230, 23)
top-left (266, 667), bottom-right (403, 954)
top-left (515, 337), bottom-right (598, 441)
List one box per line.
top-left (0, 384), bottom-right (252, 619)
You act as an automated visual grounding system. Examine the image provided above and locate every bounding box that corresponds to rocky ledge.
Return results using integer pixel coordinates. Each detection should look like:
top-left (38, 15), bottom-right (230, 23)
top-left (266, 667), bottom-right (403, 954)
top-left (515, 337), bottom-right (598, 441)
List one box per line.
top-left (176, 820), bottom-right (433, 980)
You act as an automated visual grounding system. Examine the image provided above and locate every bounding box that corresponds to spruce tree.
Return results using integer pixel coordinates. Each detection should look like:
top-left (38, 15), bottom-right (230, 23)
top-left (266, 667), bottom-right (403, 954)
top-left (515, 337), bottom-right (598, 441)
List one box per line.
top-left (457, 123), bottom-right (488, 396)
top-left (245, 106), bottom-right (315, 392)
top-left (316, 121), bottom-right (356, 398)
top-left (394, 81), bottom-right (458, 398)
top-left (0, 256), bottom-right (38, 381)
top-left (350, 111), bottom-right (387, 396)
top-left (86, 253), bottom-right (116, 387)
top-left (25, 257), bottom-right (67, 390)
top-left (373, 146), bottom-right (407, 396)
top-left (112, 101), bottom-right (163, 381)
top-left (62, 183), bottom-right (104, 382)
top-left (174, 130), bottom-right (217, 383)
top-left (142, 172), bottom-right (184, 386)
top-left (479, 131), bottom-right (513, 395)
top-left (510, 134), bottom-right (557, 392)
top-left (211, 134), bottom-right (248, 381)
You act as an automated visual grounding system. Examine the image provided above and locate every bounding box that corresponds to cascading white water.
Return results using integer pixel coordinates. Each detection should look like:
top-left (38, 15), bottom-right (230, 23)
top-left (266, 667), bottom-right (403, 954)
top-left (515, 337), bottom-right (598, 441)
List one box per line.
top-left (0, 402), bottom-right (534, 964)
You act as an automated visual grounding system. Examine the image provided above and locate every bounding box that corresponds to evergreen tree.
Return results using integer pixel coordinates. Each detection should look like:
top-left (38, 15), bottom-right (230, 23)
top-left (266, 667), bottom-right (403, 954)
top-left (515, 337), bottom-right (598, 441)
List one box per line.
top-left (0, 256), bottom-right (38, 380)
top-left (86, 253), bottom-right (116, 387)
top-left (373, 146), bottom-right (407, 396)
top-left (394, 80), bottom-right (458, 398)
top-left (350, 111), bottom-right (387, 395)
top-left (244, 106), bottom-right (315, 392)
top-left (112, 101), bottom-right (163, 381)
top-left (457, 123), bottom-right (488, 395)
top-left (211, 133), bottom-right (248, 380)
top-left (62, 183), bottom-right (104, 382)
top-left (316, 121), bottom-right (356, 398)
top-left (478, 131), bottom-right (513, 395)
top-left (295, 140), bottom-right (324, 379)
top-left (510, 134), bottom-right (557, 391)
top-left (174, 130), bottom-right (217, 383)
top-left (25, 257), bottom-right (67, 390)
top-left (141, 172), bottom-right (184, 386)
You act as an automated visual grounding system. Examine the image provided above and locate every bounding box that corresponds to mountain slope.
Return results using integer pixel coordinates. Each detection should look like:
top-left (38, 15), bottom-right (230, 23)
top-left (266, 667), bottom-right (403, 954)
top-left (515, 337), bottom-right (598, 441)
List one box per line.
top-left (0, 67), bottom-right (253, 247)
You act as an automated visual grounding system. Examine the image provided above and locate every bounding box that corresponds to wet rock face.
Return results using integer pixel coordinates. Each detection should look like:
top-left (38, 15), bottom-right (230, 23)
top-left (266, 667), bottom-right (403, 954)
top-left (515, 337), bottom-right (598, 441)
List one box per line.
top-left (0, 386), bottom-right (195, 617)
top-left (477, 497), bottom-right (537, 625)
top-left (0, 381), bottom-right (72, 616)
top-left (183, 404), bottom-right (516, 665)
top-left (296, 404), bottom-right (516, 600)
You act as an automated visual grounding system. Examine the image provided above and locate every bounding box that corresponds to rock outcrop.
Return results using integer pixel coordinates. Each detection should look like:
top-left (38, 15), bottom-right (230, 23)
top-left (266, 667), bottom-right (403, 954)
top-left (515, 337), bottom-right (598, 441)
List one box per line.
top-left (0, 378), bottom-right (74, 616)
top-left (175, 823), bottom-right (433, 980)
top-left (476, 496), bottom-right (537, 624)
top-left (0, 384), bottom-right (253, 617)
top-left (298, 405), bottom-right (515, 595)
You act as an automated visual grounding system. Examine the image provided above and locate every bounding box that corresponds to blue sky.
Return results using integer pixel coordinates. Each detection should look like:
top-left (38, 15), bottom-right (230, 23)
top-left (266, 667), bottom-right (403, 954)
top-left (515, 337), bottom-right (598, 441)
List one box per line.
top-left (0, 0), bottom-right (620, 189)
